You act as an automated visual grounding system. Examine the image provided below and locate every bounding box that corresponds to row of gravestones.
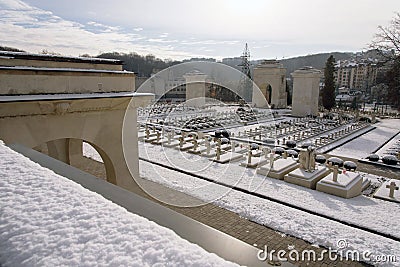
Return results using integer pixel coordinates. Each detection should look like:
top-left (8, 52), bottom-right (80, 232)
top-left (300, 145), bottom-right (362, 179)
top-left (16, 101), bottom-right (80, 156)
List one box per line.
top-left (140, 108), bottom-right (272, 132)
top-left (366, 145), bottom-right (400, 167)
top-left (139, 126), bottom-right (392, 199)
top-left (230, 118), bottom-right (368, 152)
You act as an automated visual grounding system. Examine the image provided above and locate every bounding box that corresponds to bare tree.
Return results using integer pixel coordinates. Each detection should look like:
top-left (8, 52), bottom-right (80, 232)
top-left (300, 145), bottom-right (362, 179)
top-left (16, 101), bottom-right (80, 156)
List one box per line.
top-left (370, 12), bottom-right (400, 60)
top-left (369, 13), bottom-right (400, 109)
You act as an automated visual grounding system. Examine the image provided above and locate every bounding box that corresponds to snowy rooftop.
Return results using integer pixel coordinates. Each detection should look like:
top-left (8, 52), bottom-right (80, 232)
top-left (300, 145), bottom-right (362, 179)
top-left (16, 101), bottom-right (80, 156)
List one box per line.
top-left (0, 142), bottom-right (239, 267)
top-left (0, 51), bottom-right (122, 65)
top-left (0, 92), bottom-right (154, 102)
top-left (0, 65), bottom-right (134, 74)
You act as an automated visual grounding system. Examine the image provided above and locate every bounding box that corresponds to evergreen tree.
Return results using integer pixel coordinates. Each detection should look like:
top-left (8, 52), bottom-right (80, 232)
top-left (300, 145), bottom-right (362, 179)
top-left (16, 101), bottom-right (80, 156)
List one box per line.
top-left (322, 55), bottom-right (336, 110)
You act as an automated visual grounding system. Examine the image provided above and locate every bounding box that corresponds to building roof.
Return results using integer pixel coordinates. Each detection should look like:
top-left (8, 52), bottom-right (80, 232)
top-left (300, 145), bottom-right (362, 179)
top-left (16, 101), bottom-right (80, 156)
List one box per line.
top-left (0, 92), bottom-right (154, 102)
top-left (0, 65), bottom-right (133, 74)
top-left (0, 51), bottom-right (122, 65)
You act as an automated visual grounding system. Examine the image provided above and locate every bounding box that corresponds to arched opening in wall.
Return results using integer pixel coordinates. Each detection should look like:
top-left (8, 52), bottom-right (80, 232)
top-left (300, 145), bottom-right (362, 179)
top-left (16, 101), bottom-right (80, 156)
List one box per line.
top-left (266, 85), bottom-right (272, 104)
top-left (33, 138), bottom-right (116, 184)
top-left (259, 84), bottom-right (272, 105)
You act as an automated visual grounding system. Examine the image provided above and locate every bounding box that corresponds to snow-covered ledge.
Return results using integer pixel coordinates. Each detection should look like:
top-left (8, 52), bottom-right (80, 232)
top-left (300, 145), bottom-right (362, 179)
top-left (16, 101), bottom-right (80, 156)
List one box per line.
top-left (0, 143), bottom-right (281, 267)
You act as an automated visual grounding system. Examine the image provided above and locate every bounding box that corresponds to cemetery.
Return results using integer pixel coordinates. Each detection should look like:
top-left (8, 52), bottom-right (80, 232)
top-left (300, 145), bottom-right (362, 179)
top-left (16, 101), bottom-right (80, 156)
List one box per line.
top-left (136, 102), bottom-right (397, 201)
top-left (131, 99), bottom-right (400, 266)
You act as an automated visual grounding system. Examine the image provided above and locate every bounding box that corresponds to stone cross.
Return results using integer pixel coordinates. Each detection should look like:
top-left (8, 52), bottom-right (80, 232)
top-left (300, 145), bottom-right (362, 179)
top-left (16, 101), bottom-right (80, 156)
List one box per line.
top-left (193, 139), bottom-right (198, 151)
top-left (247, 147), bottom-right (252, 164)
top-left (216, 145), bottom-right (221, 161)
top-left (262, 147), bottom-right (270, 158)
top-left (179, 136), bottom-right (184, 148)
top-left (156, 131), bottom-right (160, 142)
top-left (217, 138), bottom-right (222, 148)
top-left (167, 132), bottom-right (172, 144)
top-left (386, 181), bottom-right (399, 198)
top-left (205, 139), bottom-right (211, 154)
top-left (269, 152), bottom-right (275, 169)
top-left (328, 163), bottom-right (339, 182)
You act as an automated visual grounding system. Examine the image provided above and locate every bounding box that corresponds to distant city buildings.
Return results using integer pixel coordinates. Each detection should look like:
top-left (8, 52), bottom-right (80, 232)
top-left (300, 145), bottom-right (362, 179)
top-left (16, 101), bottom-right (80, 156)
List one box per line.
top-left (334, 58), bottom-right (379, 92)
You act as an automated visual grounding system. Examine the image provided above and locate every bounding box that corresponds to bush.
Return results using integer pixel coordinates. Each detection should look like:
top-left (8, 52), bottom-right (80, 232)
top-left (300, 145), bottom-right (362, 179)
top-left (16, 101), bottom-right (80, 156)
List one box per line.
top-left (382, 155), bottom-right (398, 165)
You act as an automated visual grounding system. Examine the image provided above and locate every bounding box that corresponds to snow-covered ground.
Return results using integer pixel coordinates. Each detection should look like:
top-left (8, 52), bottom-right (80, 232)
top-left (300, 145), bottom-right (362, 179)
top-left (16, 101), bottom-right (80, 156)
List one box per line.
top-left (138, 160), bottom-right (400, 266)
top-left (82, 124), bottom-right (400, 266)
top-left (330, 119), bottom-right (400, 159)
top-left (138, 142), bottom-right (400, 238)
top-left (0, 142), bottom-right (239, 267)
top-left (134, 141), bottom-right (400, 266)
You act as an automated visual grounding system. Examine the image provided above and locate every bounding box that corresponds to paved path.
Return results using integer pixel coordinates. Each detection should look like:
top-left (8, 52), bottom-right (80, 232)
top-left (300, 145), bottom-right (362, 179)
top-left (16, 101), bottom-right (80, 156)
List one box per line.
top-left (73, 156), bottom-right (368, 267)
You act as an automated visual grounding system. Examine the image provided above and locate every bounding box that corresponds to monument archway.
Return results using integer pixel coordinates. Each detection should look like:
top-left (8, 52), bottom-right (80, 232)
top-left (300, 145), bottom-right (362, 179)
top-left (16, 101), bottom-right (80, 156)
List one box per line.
top-left (253, 60), bottom-right (287, 108)
top-left (136, 61), bottom-right (269, 108)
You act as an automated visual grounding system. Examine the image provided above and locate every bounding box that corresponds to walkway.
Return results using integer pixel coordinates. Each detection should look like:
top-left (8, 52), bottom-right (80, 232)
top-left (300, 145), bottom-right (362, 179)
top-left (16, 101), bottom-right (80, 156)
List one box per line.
top-left (74, 156), bottom-right (368, 266)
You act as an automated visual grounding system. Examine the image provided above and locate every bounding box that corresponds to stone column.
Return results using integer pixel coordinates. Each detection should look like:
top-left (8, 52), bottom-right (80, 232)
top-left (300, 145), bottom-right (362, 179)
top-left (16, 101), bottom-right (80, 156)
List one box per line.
top-left (291, 67), bottom-right (322, 117)
top-left (184, 70), bottom-right (207, 107)
top-left (253, 60), bottom-right (287, 108)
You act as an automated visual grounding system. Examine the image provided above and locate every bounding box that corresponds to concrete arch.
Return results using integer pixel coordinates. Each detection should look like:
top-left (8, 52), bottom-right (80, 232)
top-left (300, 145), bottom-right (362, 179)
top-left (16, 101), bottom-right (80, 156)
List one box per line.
top-left (253, 60), bottom-right (287, 108)
top-left (256, 83), bottom-right (273, 105)
top-left (35, 138), bottom-right (116, 184)
top-left (0, 93), bottom-right (153, 192)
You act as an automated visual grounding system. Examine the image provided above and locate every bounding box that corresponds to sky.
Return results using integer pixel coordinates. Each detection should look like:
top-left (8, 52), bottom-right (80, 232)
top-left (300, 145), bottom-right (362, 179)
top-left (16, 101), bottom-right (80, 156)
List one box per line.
top-left (1, 0), bottom-right (400, 60)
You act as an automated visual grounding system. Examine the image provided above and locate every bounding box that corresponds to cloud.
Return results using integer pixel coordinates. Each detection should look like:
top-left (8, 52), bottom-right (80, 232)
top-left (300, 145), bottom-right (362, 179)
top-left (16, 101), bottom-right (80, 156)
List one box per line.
top-left (0, 0), bottom-right (209, 59)
top-left (5, 0), bottom-right (398, 60)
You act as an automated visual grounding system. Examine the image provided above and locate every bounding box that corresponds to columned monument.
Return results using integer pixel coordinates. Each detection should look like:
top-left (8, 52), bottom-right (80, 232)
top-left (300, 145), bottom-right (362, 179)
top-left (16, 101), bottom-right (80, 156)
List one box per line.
top-left (253, 60), bottom-right (287, 108)
top-left (184, 70), bottom-right (207, 107)
top-left (291, 67), bottom-right (322, 117)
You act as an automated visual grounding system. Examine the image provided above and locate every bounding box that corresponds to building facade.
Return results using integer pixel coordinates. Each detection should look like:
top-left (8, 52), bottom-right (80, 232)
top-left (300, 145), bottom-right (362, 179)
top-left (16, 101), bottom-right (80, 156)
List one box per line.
top-left (334, 59), bottom-right (378, 92)
top-left (0, 51), bottom-right (135, 95)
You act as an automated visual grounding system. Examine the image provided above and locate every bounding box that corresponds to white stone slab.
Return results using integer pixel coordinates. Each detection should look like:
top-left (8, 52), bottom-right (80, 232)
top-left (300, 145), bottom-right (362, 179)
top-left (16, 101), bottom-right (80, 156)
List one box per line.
top-left (162, 140), bottom-right (180, 148)
top-left (176, 143), bottom-right (194, 151)
top-left (319, 172), bottom-right (359, 188)
top-left (240, 156), bottom-right (269, 168)
top-left (212, 152), bottom-right (244, 164)
top-left (284, 166), bottom-right (329, 189)
top-left (221, 144), bottom-right (232, 151)
top-left (201, 151), bottom-right (218, 158)
top-left (316, 172), bottom-right (363, 198)
top-left (152, 138), bottom-right (168, 145)
top-left (258, 158), bottom-right (299, 180)
top-left (144, 136), bottom-right (158, 143)
top-left (373, 179), bottom-right (400, 203)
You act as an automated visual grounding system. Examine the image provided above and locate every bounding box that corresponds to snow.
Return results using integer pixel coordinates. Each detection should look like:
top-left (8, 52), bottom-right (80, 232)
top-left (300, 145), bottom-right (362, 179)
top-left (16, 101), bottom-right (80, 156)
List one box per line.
top-left (138, 143), bottom-right (400, 239)
top-left (0, 142), bottom-right (239, 267)
top-left (0, 51), bottom-right (121, 63)
top-left (139, 160), bottom-right (400, 266)
top-left (135, 141), bottom-right (400, 265)
top-left (330, 119), bottom-right (400, 159)
top-left (83, 142), bottom-right (103, 162)
top-left (0, 65), bottom-right (133, 74)
top-left (0, 92), bottom-right (153, 102)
